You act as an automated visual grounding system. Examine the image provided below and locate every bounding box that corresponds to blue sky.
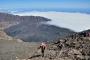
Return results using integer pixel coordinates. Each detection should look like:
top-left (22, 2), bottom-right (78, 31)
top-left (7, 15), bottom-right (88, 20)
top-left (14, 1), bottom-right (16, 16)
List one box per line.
top-left (0, 0), bottom-right (90, 9)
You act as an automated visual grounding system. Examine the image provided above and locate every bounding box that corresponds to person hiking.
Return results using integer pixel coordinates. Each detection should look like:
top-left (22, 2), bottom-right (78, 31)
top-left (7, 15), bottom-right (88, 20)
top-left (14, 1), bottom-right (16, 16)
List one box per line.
top-left (38, 42), bottom-right (47, 57)
top-left (28, 42), bottom-right (47, 59)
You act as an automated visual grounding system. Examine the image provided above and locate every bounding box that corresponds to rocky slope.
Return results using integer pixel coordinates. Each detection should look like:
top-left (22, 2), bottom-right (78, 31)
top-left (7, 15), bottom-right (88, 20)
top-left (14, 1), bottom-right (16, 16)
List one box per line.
top-left (0, 29), bottom-right (90, 60)
top-left (0, 30), bottom-right (38, 60)
top-left (48, 36), bottom-right (90, 60)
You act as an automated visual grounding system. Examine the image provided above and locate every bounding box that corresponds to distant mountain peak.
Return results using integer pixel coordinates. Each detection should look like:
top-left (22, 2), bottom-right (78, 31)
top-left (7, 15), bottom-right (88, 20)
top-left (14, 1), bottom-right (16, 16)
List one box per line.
top-left (0, 12), bottom-right (75, 42)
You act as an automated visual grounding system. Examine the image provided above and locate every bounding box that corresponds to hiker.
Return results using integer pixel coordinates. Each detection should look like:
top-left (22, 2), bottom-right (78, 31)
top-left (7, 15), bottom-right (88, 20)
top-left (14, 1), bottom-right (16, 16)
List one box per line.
top-left (38, 42), bottom-right (47, 57)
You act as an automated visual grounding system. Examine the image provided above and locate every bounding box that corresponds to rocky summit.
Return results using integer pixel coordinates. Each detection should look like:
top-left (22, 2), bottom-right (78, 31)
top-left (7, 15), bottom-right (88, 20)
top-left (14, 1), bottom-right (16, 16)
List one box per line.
top-left (0, 29), bottom-right (90, 60)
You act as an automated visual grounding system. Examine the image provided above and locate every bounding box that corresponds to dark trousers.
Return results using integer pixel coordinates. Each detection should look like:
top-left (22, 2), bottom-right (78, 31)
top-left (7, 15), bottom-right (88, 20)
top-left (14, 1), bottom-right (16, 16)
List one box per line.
top-left (41, 47), bottom-right (45, 57)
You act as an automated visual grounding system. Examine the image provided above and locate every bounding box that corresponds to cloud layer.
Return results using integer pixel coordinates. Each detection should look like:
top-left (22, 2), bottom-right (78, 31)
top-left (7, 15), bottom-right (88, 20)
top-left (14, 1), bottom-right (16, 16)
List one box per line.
top-left (13, 11), bottom-right (90, 32)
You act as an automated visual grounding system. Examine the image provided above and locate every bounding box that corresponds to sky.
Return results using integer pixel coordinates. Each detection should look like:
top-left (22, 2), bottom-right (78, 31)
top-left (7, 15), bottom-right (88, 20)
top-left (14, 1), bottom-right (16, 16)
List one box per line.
top-left (0, 0), bottom-right (90, 9)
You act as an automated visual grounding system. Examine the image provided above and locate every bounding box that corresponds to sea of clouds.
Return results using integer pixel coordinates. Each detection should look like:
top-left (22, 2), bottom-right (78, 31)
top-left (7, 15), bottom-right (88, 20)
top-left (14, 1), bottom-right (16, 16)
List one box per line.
top-left (13, 11), bottom-right (90, 32)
